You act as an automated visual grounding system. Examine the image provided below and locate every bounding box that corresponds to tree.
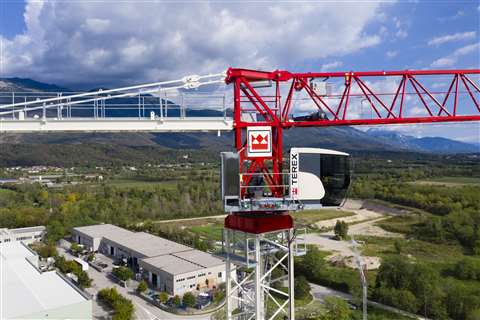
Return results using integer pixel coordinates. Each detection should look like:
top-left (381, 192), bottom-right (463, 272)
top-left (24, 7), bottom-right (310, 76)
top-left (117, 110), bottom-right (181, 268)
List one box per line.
top-left (87, 253), bottom-right (95, 262)
top-left (394, 239), bottom-right (404, 254)
top-left (183, 292), bottom-right (196, 308)
top-left (77, 270), bottom-right (92, 289)
top-left (322, 296), bottom-right (352, 320)
top-left (98, 287), bottom-right (134, 320)
top-left (136, 280), bottom-right (148, 293)
top-left (213, 289), bottom-right (225, 304)
top-left (294, 276), bottom-right (310, 300)
top-left (113, 266), bottom-right (134, 282)
top-left (46, 220), bottom-right (65, 242)
top-left (172, 295), bottom-right (181, 307)
top-left (70, 242), bottom-right (82, 256)
top-left (159, 292), bottom-right (169, 304)
top-left (334, 220), bottom-right (348, 240)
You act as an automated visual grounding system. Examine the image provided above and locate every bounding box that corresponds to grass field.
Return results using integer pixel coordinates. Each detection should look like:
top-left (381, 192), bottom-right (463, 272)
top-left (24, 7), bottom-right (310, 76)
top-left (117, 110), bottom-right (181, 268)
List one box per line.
top-left (411, 176), bottom-right (480, 186)
top-left (293, 209), bottom-right (355, 227)
top-left (106, 178), bottom-right (177, 190)
top-left (357, 235), bottom-right (465, 266)
top-left (189, 223), bottom-right (224, 241)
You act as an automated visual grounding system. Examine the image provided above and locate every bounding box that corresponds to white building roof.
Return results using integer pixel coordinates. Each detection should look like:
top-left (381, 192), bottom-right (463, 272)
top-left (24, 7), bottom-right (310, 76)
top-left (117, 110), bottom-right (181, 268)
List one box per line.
top-left (0, 241), bottom-right (89, 319)
top-left (173, 250), bottom-right (224, 268)
top-left (140, 254), bottom-right (204, 275)
top-left (73, 223), bottom-right (133, 239)
top-left (104, 231), bottom-right (192, 258)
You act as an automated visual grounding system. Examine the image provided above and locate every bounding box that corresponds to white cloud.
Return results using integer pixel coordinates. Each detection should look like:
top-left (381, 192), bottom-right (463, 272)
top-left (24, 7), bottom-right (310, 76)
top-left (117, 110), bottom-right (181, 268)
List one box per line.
top-left (453, 43), bottom-right (479, 56)
top-left (395, 29), bottom-right (408, 39)
top-left (0, 1), bottom-right (388, 88)
top-left (392, 16), bottom-right (409, 39)
top-left (431, 57), bottom-right (455, 68)
top-left (437, 10), bottom-right (465, 23)
top-left (427, 31), bottom-right (476, 46)
top-left (430, 43), bottom-right (479, 68)
top-left (386, 50), bottom-right (398, 58)
top-left (320, 61), bottom-right (343, 72)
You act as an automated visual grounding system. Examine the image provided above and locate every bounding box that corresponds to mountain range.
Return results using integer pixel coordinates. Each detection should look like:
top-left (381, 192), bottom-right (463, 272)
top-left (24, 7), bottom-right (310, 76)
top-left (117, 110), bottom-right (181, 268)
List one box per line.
top-left (0, 77), bottom-right (478, 155)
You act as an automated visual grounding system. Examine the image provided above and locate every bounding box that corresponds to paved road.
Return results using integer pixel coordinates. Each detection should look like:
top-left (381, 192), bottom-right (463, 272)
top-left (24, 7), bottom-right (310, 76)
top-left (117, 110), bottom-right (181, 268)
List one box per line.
top-left (309, 283), bottom-right (431, 320)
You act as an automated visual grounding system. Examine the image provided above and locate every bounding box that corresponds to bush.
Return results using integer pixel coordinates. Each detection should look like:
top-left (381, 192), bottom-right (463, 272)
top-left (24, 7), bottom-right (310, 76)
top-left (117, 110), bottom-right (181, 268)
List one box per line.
top-left (213, 289), bottom-right (225, 304)
top-left (136, 280), bottom-right (148, 293)
top-left (322, 296), bottom-right (352, 320)
top-left (294, 276), bottom-right (310, 299)
top-left (172, 295), bottom-right (181, 307)
top-left (159, 292), bottom-right (169, 304)
top-left (453, 257), bottom-right (480, 280)
top-left (334, 220), bottom-right (348, 240)
top-left (77, 270), bottom-right (92, 289)
top-left (31, 243), bottom-right (57, 258)
top-left (98, 287), bottom-right (134, 320)
top-left (113, 266), bottom-right (134, 282)
top-left (70, 242), bottom-right (82, 255)
top-left (183, 292), bottom-right (196, 308)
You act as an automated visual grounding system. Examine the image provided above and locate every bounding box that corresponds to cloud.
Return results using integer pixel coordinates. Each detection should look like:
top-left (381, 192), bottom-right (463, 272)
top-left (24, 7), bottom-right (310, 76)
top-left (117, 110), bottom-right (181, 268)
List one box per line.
top-left (320, 61), bottom-right (343, 72)
top-left (392, 16), bottom-right (409, 39)
top-left (386, 50), bottom-right (398, 58)
top-left (431, 43), bottom-right (479, 68)
top-left (437, 10), bottom-right (465, 22)
top-left (0, 1), bottom-right (388, 88)
top-left (427, 31), bottom-right (476, 46)
top-left (431, 57), bottom-right (455, 68)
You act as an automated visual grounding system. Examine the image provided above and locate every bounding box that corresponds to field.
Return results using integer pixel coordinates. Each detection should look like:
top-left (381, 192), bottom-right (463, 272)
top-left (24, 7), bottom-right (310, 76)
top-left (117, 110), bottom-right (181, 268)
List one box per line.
top-left (411, 176), bottom-right (480, 186)
top-left (292, 209), bottom-right (355, 227)
top-left (106, 178), bottom-right (177, 190)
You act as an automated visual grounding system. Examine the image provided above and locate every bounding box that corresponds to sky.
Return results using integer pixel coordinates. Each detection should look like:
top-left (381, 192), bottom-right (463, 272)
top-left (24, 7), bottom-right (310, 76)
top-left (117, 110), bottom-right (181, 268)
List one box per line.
top-left (0, 0), bottom-right (479, 143)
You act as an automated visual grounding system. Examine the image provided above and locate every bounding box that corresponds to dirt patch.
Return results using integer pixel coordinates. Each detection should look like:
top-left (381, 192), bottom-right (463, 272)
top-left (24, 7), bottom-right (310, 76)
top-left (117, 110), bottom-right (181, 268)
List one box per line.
top-left (329, 254), bottom-right (381, 270)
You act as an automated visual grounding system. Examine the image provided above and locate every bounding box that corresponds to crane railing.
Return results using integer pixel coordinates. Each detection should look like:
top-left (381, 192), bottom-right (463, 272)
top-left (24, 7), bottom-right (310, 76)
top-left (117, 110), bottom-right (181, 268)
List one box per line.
top-left (0, 72), bottom-right (236, 132)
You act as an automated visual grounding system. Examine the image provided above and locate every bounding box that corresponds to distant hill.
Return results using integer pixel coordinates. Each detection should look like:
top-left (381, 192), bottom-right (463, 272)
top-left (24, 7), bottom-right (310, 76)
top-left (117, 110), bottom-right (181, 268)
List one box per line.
top-left (0, 78), bottom-right (478, 163)
top-left (0, 78), bottom-right (69, 92)
top-left (366, 129), bottom-right (479, 154)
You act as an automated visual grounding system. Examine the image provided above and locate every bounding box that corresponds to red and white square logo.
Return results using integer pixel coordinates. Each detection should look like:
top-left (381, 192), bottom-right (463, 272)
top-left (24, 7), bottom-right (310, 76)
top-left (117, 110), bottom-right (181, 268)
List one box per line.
top-left (247, 127), bottom-right (272, 157)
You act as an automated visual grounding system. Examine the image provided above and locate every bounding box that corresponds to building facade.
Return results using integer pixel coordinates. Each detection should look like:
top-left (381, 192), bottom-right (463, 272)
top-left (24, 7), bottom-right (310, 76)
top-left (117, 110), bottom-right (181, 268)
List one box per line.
top-left (0, 225), bottom-right (46, 244)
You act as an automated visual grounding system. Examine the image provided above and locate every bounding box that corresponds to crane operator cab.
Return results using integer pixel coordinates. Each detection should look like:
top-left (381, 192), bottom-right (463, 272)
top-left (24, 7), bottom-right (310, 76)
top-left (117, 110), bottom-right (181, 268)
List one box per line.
top-left (221, 147), bottom-right (351, 212)
top-left (289, 148), bottom-right (350, 208)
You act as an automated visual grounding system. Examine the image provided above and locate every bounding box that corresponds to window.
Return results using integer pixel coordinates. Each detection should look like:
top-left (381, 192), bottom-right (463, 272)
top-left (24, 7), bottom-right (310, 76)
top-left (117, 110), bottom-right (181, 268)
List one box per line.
top-left (218, 272), bottom-right (222, 278)
top-left (319, 154), bottom-right (351, 206)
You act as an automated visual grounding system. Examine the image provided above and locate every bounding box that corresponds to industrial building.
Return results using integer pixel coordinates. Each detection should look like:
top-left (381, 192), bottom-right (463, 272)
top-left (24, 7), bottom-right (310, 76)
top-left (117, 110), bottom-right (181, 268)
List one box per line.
top-left (0, 241), bottom-right (92, 319)
top-left (0, 225), bottom-right (46, 244)
top-left (72, 224), bottom-right (229, 295)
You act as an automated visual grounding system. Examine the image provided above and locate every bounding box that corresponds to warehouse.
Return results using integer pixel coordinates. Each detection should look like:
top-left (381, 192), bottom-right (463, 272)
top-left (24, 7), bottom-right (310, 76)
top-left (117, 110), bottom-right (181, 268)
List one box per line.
top-left (71, 223), bottom-right (132, 252)
top-left (72, 224), bottom-right (229, 295)
top-left (0, 241), bottom-right (92, 319)
top-left (0, 225), bottom-right (46, 244)
top-left (140, 249), bottom-right (226, 295)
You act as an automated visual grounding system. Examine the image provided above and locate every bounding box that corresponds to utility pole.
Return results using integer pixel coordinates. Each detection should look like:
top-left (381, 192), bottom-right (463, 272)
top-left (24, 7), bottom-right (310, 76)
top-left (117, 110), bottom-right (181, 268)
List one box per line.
top-left (351, 236), bottom-right (367, 320)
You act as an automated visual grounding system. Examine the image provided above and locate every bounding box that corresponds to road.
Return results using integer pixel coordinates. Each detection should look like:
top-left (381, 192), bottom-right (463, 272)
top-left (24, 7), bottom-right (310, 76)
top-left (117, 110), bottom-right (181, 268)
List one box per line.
top-left (136, 214), bottom-right (227, 226)
top-left (309, 283), bottom-right (431, 320)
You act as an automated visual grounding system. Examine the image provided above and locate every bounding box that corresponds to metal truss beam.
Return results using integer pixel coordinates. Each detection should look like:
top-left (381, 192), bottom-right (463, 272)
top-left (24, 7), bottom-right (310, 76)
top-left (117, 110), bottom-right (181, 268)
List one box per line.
top-left (0, 117), bottom-right (233, 132)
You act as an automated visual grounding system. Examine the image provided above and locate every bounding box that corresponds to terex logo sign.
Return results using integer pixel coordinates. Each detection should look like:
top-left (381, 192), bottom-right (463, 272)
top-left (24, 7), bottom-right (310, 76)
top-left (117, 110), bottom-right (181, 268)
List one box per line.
top-left (247, 127), bottom-right (272, 157)
top-left (290, 150), bottom-right (299, 199)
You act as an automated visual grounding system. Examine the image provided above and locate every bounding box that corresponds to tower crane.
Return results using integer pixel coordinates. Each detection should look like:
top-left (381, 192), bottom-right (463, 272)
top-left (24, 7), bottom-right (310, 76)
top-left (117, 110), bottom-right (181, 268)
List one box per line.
top-left (1, 67), bottom-right (479, 320)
